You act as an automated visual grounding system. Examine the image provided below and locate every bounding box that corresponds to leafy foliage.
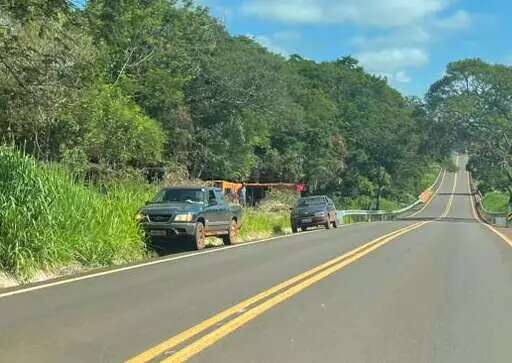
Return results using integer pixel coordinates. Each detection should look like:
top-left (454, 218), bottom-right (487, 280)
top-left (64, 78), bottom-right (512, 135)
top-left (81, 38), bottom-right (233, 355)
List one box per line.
top-left (482, 191), bottom-right (508, 214)
top-left (0, 147), bottom-right (153, 280)
top-left (1, 1), bottom-right (433, 208)
top-left (427, 59), bottom-right (512, 207)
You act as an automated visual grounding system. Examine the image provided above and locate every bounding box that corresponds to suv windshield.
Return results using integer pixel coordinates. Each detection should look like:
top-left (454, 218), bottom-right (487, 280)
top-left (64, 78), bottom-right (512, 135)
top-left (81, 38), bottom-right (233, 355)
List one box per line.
top-left (153, 189), bottom-right (204, 203)
top-left (297, 197), bottom-right (325, 207)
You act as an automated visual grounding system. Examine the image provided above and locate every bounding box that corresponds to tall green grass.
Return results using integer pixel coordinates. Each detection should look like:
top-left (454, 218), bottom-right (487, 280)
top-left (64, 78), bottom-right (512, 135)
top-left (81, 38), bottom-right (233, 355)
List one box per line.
top-left (482, 191), bottom-right (509, 213)
top-left (0, 147), bottom-right (444, 281)
top-left (239, 208), bottom-right (291, 241)
top-left (0, 147), bottom-right (154, 280)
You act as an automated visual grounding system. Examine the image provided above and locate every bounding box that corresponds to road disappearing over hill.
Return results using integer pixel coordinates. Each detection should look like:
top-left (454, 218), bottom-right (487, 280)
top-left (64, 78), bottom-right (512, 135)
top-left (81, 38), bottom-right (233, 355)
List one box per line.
top-left (1, 155), bottom-right (512, 363)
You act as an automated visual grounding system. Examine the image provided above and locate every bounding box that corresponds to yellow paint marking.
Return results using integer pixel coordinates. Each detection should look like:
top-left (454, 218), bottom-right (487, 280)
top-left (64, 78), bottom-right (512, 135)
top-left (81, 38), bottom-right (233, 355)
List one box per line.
top-left (466, 171), bottom-right (512, 248)
top-left (439, 156), bottom-right (459, 219)
top-left (129, 161), bottom-right (458, 363)
top-left (0, 219), bottom-right (364, 300)
top-left (126, 222), bottom-right (424, 363)
top-left (160, 222), bottom-right (429, 363)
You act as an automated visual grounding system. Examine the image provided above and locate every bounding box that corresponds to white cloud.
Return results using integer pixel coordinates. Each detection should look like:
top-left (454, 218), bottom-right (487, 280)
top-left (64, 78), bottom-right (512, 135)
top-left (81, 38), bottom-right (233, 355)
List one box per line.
top-left (351, 27), bottom-right (431, 49)
top-left (239, 0), bottom-right (472, 94)
top-left (249, 31), bottom-right (302, 57)
top-left (356, 48), bottom-right (427, 89)
top-left (434, 10), bottom-right (471, 30)
top-left (250, 35), bottom-right (289, 56)
top-left (242, 0), bottom-right (446, 28)
top-left (377, 71), bottom-right (412, 83)
top-left (394, 71), bottom-right (412, 84)
top-left (356, 48), bottom-right (429, 73)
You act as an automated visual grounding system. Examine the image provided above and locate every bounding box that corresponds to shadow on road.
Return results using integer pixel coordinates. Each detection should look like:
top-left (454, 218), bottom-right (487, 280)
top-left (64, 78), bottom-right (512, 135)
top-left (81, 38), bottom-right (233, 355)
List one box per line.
top-left (146, 237), bottom-right (227, 257)
top-left (146, 215), bottom-right (480, 258)
top-left (145, 237), bottom-right (194, 256)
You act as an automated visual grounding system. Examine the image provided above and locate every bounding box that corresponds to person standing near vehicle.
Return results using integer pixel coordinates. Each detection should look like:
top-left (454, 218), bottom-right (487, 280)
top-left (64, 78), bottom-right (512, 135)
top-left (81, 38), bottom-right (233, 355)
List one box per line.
top-left (239, 183), bottom-right (247, 207)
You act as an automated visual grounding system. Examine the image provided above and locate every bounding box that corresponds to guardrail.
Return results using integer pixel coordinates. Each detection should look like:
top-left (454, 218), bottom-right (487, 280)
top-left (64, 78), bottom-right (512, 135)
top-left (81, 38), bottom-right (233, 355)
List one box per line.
top-left (337, 167), bottom-right (444, 224)
top-left (468, 175), bottom-right (510, 227)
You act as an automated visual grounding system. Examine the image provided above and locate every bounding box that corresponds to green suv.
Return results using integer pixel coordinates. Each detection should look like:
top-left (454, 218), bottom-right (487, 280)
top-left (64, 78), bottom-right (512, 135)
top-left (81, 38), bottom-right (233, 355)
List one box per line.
top-left (137, 187), bottom-right (242, 250)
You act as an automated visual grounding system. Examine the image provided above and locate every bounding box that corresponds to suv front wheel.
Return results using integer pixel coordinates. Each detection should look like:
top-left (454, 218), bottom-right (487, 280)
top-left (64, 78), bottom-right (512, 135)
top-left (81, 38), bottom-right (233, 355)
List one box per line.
top-left (191, 222), bottom-right (206, 250)
top-left (324, 214), bottom-right (332, 229)
top-left (223, 220), bottom-right (239, 245)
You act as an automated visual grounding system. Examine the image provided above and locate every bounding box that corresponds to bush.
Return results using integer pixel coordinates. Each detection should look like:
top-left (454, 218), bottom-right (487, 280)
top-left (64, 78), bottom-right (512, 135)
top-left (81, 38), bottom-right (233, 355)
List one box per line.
top-left (440, 158), bottom-right (458, 173)
top-left (80, 84), bottom-right (166, 169)
top-left (0, 147), bottom-right (154, 280)
top-left (239, 208), bottom-right (291, 241)
top-left (482, 191), bottom-right (509, 213)
top-left (417, 164), bottom-right (442, 193)
top-left (258, 189), bottom-right (299, 212)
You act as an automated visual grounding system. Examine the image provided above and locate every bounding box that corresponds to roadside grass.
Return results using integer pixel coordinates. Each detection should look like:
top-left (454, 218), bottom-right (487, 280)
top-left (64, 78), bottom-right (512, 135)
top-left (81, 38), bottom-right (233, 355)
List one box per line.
top-left (0, 147), bottom-right (153, 281)
top-left (482, 191), bottom-right (508, 213)
top-left (206, 209), bottom-right (291, 247)
top-left (0, 147), bottom-right (293, 281)
top-left (0, 148), bottom-right (443, 283)
top-left (239, 208), bottom-right (291, 242)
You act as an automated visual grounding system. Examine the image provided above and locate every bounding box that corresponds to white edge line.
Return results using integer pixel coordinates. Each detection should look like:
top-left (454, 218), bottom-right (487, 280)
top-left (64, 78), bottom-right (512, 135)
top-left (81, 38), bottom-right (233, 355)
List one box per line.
top-left (0, 221), bottom-right (375, 299)
top-left (2, 166), bottom-right (449, 299)
top-left (408, 168), bottom-right (447, 218)
top-left (466, 168), bottom-right (512, 248)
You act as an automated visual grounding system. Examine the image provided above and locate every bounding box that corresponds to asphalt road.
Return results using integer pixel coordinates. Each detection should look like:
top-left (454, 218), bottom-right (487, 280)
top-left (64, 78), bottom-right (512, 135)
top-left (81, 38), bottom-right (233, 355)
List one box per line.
top-left (1, 156), bottom-right (512, 363)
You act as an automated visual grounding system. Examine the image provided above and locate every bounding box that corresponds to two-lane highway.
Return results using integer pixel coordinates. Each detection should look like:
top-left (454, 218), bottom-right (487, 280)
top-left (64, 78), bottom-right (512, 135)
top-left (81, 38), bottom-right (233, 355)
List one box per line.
top-left (1, 155), bottom-right (512, 362)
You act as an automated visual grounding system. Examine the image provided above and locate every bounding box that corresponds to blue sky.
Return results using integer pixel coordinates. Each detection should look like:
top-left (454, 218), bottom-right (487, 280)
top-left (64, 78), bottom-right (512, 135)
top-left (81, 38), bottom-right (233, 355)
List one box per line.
top-left (198, 0), bottom-right (511, 96)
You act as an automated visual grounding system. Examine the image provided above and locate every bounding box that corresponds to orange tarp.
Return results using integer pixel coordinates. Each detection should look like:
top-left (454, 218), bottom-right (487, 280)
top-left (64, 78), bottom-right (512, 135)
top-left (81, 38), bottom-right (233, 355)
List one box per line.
top-left (420, 190), bottom-right (433, 203)
top-left (210, 180), bottom-right (243, 193)
top-left (209, 180), bottom-right (298, 193)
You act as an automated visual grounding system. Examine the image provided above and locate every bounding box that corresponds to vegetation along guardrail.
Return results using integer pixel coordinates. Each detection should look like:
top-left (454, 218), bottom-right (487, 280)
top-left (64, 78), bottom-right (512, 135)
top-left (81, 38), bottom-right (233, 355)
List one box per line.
top-left (469, 175), bottom-right (510, 227)
top-left (337, 168), bottom-right (444, 224)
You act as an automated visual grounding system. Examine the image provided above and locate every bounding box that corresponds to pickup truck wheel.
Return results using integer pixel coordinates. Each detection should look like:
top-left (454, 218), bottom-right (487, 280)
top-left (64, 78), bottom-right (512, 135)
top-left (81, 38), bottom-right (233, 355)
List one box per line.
top-left (223, 220), bottom-right (239, 245)
top-left (324, 214), bottom-right (332, 229)
top-left (192, 222), bottom-right (206, 250)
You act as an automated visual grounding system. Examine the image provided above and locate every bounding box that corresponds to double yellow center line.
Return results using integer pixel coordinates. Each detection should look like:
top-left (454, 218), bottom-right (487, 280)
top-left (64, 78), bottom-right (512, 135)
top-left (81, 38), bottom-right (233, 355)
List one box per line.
top-left (128, 159), bottom-right (459, 363)
top-left (128, 222), bottom-right (427, 363)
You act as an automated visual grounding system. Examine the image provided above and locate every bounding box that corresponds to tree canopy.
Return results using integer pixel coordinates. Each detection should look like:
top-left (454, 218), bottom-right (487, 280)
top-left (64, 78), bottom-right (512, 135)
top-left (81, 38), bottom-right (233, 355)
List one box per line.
top-left (426, 59), bottom-right (512, 204)
top-left (0, 0), bottom-right (435, 208)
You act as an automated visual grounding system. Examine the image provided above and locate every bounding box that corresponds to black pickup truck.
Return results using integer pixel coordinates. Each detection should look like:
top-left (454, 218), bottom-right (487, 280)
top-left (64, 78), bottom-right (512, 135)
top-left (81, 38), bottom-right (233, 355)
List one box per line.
top-left (137, 187), bottom-right (242, 250)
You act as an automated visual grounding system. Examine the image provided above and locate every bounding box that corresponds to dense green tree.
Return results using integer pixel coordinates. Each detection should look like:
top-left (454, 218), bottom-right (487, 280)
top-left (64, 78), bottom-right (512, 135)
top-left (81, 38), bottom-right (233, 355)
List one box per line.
top-left (0, 3), bottom-right (98, 159)
top-left (0, 0), bottom-right (435, 209)
top-left (427, 59), bottom-right (512, 206)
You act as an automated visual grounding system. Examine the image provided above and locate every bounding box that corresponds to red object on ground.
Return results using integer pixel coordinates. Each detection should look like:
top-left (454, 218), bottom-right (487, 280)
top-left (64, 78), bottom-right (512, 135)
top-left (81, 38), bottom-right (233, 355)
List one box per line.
top-left (296, 183), bottom-right (306, 193)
